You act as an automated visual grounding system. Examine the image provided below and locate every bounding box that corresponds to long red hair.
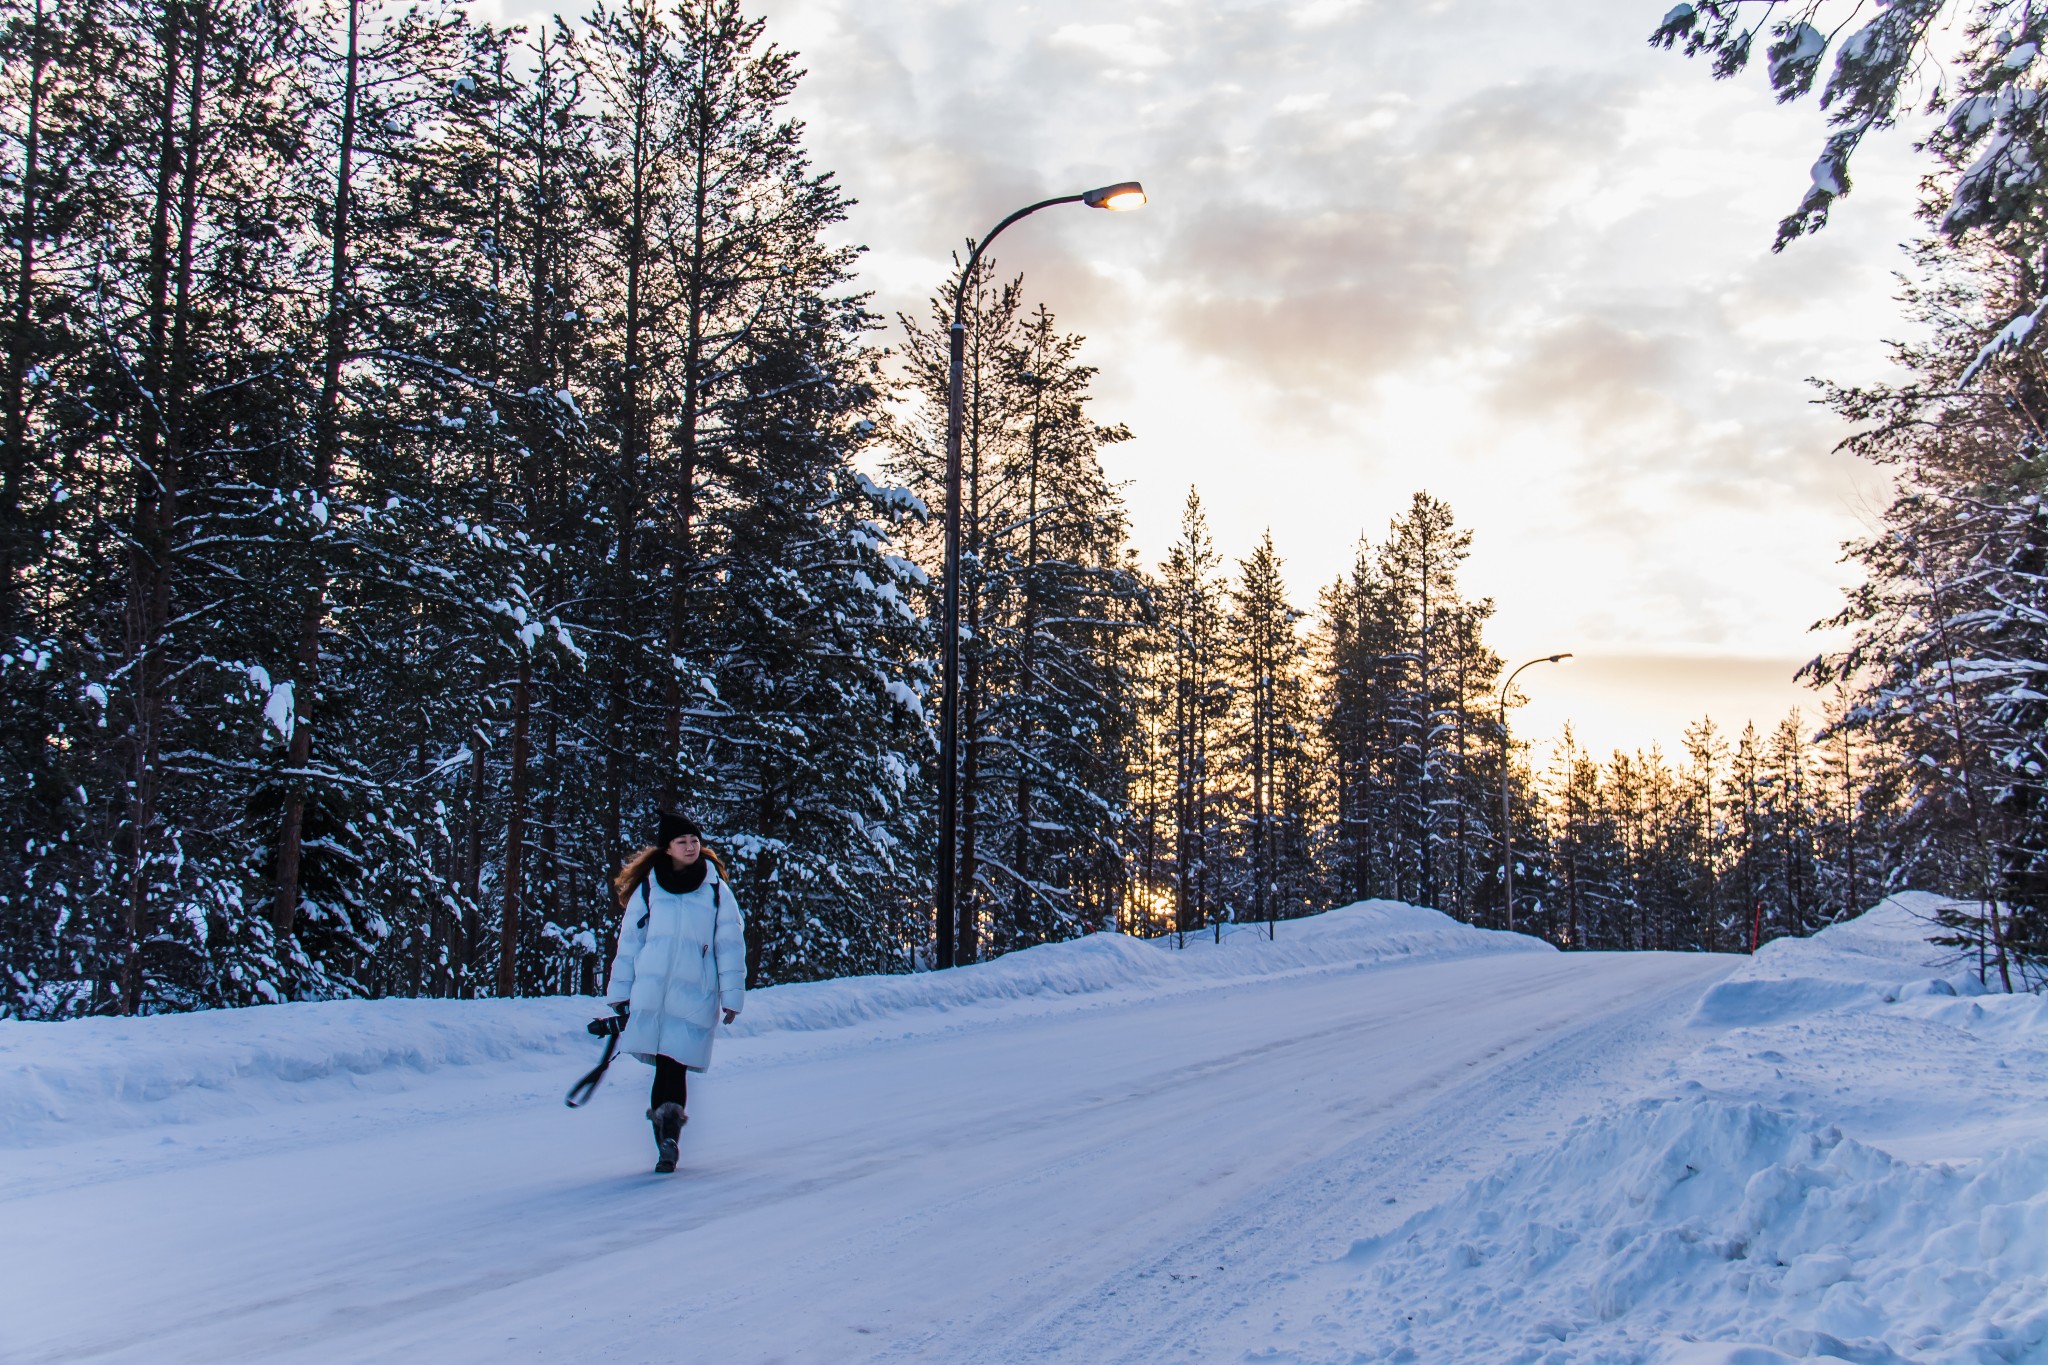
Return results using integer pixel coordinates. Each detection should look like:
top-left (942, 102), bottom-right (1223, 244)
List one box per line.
top-left (613, 843), bottom-right (728, 905)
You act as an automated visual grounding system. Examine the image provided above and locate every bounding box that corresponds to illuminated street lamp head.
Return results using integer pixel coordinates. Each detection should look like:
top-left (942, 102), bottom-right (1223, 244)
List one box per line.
top-left (1083, 180), bottom-right (1147, 211)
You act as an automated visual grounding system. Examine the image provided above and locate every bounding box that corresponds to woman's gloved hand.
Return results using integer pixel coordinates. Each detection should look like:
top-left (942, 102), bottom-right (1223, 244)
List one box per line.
top-left (586, 1002), bottom-right (629, 1037)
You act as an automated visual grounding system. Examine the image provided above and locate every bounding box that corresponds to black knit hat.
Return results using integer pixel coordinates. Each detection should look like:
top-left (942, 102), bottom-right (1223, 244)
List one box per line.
top-left (655, 809), bottom-right (702, 847)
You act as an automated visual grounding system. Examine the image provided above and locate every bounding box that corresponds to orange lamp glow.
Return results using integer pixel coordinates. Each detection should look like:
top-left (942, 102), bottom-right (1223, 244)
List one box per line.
top-left (1083, 181), bottom-right (1147, 211)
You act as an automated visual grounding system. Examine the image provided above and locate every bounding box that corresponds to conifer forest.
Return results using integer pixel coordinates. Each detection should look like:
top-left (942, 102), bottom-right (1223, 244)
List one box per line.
top-left (3, 0), bottom-right (2044, 1018)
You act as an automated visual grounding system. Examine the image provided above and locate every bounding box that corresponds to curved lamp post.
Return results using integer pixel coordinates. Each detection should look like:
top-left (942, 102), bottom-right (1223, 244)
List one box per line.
top-left (935, 181), bottom-right (1146, 970)
top-left (1499, 652), bottom-right (1571, 935)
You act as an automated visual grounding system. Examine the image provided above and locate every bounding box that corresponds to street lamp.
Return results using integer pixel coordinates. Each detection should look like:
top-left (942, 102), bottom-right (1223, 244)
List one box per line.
top-left (1499, 652), bottom-right (1571, 936)
top-left (934, 181), bottom-right (1147, 970)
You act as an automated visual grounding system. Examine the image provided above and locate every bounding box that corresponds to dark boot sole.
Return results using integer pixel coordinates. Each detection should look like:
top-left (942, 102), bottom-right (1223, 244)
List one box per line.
top-left (651, 1102), bottom-right (687, 1172)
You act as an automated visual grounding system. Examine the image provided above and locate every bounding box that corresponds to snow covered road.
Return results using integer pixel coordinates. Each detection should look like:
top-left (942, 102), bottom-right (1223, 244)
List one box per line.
top-left (0, 942), bottom-right (1729, 1364)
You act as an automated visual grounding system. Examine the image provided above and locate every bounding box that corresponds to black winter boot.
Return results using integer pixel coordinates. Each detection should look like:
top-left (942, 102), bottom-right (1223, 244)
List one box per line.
top-left (650, 1102), bottom-right (686, 1173)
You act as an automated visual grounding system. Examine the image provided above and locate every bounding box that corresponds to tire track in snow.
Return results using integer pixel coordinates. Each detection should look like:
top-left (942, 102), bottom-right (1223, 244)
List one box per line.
top-left (639, 955), bottom-right (1711, 1365)
top-left (927, 953), bottom-right (1731, 1364)
top-left (0, 951), bottom-right (1730, 1364)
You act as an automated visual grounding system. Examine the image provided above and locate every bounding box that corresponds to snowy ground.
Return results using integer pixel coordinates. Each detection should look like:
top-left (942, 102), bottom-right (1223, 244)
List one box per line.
top-left (0, 897), bottom-right (2041, 1364)
top-left (1232, 895), bottom-right (2048, 1365)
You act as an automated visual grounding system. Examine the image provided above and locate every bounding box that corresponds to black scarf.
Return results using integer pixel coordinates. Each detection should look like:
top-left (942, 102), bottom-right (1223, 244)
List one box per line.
top-left (654, 855), bottom-right (708, 895)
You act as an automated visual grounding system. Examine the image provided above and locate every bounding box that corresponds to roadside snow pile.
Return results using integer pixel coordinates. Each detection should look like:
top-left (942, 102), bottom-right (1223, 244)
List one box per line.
top-left (1680, 893), bottom-right (2048, 1159)
top-left (0, 900), bottom-right (1538, 1147)
top-left (730, 899), bottom-right (1547, 1040)
top-left (1334, 1096), bottom-right (2048, 1365)
top-left (1297, 893), bottom-right (2048, 1363)
top-left (0, 996), bottom-right (596, 1148)
top-left (1689, 892), bottom-right (2039, 1033)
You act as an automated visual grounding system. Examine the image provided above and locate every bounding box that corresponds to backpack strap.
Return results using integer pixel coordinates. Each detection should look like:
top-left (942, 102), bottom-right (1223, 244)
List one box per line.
top-left (639, 871), bottom-right (718, 926)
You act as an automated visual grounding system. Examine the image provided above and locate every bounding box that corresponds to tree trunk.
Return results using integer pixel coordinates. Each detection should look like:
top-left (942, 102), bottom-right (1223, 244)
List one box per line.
top-left (1245, 626), bottom-right (1261, 933)
top-left (0, 0), bottom-right (50, 635)
top-left (1174, 612), bottom-right (1191, 949)
top-left (540, 704), bottom-right (559, 960)
top-left (274, 0), bottom-right (362, 938)
top-left (1012, 379), bottom-right (1042, 945)
top-left (958, 652), bottom-right (983, 963)
top-left (122, 0), bottom-right (207, 1012)
top-left (1841, 730), bottom-right (1856, 922)
top-left (461, 739), bottom-right (483, 997)
top-left (663, 98), bottom-right (713, 808)
top-left (748, 790), bottom-right (775, 988)
top-left (613, 21), bottom-right (654, 820)
top-left (498, 661), bottom-right (532, 997)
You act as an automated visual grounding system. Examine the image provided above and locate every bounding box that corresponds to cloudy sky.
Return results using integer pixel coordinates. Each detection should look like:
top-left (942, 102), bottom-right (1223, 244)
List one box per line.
top-left (498, 0), bottom-right (1931, 759)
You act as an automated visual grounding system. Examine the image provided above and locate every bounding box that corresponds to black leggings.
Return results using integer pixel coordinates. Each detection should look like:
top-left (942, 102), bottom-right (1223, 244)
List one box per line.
top-left (650, 1055), bottom-right (690, 1113)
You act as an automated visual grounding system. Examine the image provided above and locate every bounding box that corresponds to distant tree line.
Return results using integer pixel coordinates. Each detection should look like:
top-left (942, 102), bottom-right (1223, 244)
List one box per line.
top-left (1106, 491), bottom-right (1890, 962)
top-left (888, 252), bottom-right (1906, 965)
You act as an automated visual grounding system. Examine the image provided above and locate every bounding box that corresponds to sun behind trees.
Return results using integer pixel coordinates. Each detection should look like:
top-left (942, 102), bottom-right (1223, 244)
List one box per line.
top-left (887, 263), bottom-right (1148, 961)
top-left (1118, 491), bottom-right (1881, 956)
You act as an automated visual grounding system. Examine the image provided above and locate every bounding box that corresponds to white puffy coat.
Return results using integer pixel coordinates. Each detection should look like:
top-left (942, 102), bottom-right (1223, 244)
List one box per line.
top-left (604, 865), bottom-right (746, 1071)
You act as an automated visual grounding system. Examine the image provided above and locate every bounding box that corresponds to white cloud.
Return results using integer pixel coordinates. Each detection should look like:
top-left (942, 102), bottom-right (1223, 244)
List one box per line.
top-left (488, 0), bottom-right (1926, 753)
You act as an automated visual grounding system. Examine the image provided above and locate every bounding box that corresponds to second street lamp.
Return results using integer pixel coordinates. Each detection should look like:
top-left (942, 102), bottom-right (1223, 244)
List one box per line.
top-left (934, 181), bottom-right (1146, 971)
top-left (1499, 652), bottom-right (1571, 936)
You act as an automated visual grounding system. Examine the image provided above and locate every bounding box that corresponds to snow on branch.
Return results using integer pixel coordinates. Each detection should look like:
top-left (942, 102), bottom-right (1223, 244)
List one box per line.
top-left (1959, 293), bottom-right (2048, 385)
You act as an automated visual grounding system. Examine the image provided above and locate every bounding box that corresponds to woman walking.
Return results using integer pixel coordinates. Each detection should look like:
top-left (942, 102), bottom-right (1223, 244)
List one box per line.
top-left (597, 811), bottom-right (746, 1173)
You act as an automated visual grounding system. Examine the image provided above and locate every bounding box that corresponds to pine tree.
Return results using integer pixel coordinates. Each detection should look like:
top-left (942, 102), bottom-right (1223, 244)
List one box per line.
top-left (1124, 578), bottom-right (1176, 937)
top-left (1222, 530), bottom-right (1316, 934)
top-left (1310, 493), bottom-right (1501, 919)
top-left (84, 0), bottom-right (313, 1009)
top-left (1680, 717), bottom-right (1731, 950)
top-left (888, 268), bottom-right (1145, 961)
top-left (333, 16), bottom-right (600, 1002)
top-left (1317, 537), bottom-right (1407, 906)
top-left (575, 0), bottom-right (683, 882)
top-left (1546, 726), bottom-right (1609, 949)
top-left (0, 0), bottom-right (129, 1014)
top-left (1813, 688), bottom-right (1873, 928)
top-left (1157, 489), bottom-right (1229, 943)
top-left (688, 199), bottom-right (931, 985)
top-left (267, 0), bottom-right (473, 970)
top-left (1802, 219), bottom-right (2048, 985)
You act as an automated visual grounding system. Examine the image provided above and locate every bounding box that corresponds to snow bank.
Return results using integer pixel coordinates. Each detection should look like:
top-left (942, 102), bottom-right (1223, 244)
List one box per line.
top-left (0, 900), bottom-right (1540, 1147)
top-left (1337, 1096), bottom-right (2048, 1364)
top-left (727, 899), bottom-right (1548, 1041)
top-left (1690, 893), bottom-right (2047, 1041)
top-left (1302, 894), bottom-right (2048, 1363)
top-left (0, 996), bottom-right (597, 1148)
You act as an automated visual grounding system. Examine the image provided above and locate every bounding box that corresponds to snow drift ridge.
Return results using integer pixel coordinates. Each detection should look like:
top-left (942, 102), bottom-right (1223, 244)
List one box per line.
top-left (0, 899), bottom-right (1544, 1148)
top-left (1307, 892), bottom-right (2048, 1364)
top-left (1339, 1096), bottom-right (2048, 1364)
top-left (728, 898), bottom-right (1548, 1040)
